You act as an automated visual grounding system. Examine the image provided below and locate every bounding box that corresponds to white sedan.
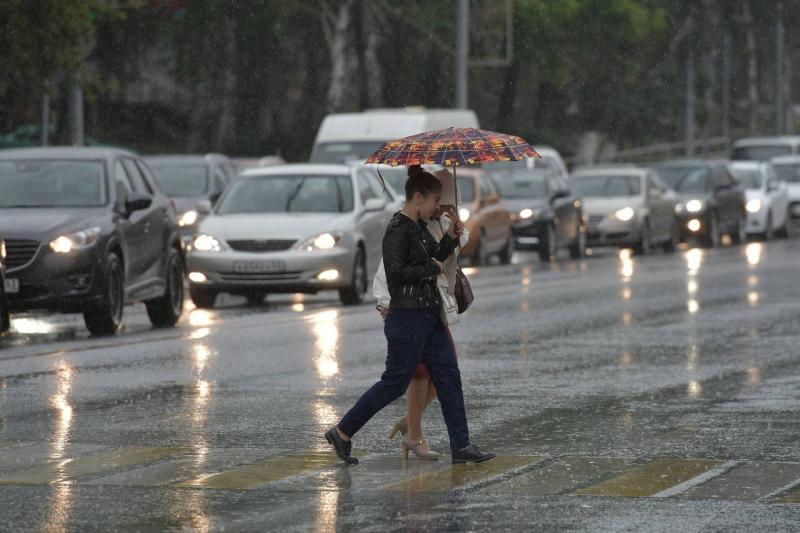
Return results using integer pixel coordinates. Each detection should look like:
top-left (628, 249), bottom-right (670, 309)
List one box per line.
top-left (186, 164), bottom-right (396, 307)
top-left (728, 161), bottom-right (790, 239)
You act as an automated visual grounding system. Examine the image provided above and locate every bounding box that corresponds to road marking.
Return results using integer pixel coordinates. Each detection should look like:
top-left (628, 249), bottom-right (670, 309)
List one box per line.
top-left (383, 456), bottom-right (544, 493)
top-left (573, 458), bottom-right (723, 498)
top-left (176, 451), bottom-right (344, 489)
top-left (0, 446), bottom-right (185, 485)
top-left (652, 460), bottom-right (741, 497)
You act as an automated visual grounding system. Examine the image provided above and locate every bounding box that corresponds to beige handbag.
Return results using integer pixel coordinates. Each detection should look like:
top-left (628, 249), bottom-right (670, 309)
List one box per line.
top-left (438, 275), bottom-right (459, 325)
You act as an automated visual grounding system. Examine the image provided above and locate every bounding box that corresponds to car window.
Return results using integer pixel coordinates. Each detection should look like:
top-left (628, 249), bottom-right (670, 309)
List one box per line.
top-left (361, 170), bottom-right (392, 203)
top-left (773, 163), bottom-right (800, 183)
top-left (216, 174), bottom-right (354, 214)
top-left (712, 168), bottom-right (731, 189)
top-left (766, 166), bottom-right (779, 190)
top-left (728, 166), bottom-right (762, 189)
top-left (148, 163), bottom-right (209, 197)
top-left (135, 160), bottom-right (158, 194)
top-left (121, 158), bottom-right (147, 193)
top-left (479, 175), bottom-right (494, 198)
top-left (212, 166), bottom-right (228, 193)
top-left (457, 176), bottom-right (477, 203)
top-left (652, 166), bottom-right (709, 194)
top-left (356, 172), bottom-right (379, 202)
top-left (571, 175), bottom-right (642, 197)
top-left (0, 159), bottom-right (107, 207)
top-left (492, 170), bottom-right (549, 199)
top-left (114, 160), bottom-right (135, 208)
top-left (732, 145), bottom-right (792, 161)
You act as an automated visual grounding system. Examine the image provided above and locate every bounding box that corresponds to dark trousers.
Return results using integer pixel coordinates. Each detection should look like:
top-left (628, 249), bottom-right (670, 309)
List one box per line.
top-left (338, 307), bottom-right (470, 452)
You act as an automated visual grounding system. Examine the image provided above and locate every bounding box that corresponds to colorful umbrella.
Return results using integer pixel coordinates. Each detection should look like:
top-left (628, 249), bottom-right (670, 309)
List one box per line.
top-left (365, 127), bottom-right (539, 167)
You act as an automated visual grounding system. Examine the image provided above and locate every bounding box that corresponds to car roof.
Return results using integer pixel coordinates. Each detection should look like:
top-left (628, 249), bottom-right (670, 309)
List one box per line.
top-left (570, 166), bottom-right (647, 177)
top-left (0, 146), bottom-right (138, 160)
top-left (239, 163), bottom-right (351, 177)
top-left (770, 155), bottom-right (800, 164)
top-left (144, 153), bottom-right (229, 164)
top-left (729, 160), bottom-right (767, 169)
top-left (651, 158), bottom-right (729, 167)
top-left (733, 136), bottom-right (800, 147)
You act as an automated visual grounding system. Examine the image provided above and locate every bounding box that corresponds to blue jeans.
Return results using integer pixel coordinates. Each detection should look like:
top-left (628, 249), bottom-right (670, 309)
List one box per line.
top-left (338, 307), bottom-right (470, 452)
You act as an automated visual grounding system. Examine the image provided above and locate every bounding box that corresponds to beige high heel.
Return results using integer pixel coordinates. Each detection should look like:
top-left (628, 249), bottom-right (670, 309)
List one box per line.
top-left (388, 417), bottom-right (408, 440)
top-left (401, 437), bottom-right (440, 460)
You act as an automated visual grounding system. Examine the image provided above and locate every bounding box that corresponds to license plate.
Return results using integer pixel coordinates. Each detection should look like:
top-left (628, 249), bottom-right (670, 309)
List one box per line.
top-left (233, 261), bottom-right (286, 273)
top-left (4, 278), bottom-right (19, 294)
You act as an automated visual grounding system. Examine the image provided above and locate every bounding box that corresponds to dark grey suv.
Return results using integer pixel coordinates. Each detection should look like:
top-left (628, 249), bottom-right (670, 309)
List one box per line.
top-left (0, 147), bottom-right (185, 335)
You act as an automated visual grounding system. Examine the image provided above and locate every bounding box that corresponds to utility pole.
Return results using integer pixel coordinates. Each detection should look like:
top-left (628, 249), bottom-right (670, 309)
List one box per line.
top-left (686, 52), bottom-right (695, 157)
top-left (776, 1), bottom-right (786, 135)
top-left (455, 0), bottom-right (469, 109)
top-left (40, 84), bottom-right (50, 146)
top-left (722, 30), bottom-right (732, 144)
top-left (69, 80), bottom-right (85, 146)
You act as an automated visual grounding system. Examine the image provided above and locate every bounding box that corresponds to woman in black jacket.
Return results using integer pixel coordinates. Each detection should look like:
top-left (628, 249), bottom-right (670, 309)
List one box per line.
top-left (325, 166), bottom-right (495, 464)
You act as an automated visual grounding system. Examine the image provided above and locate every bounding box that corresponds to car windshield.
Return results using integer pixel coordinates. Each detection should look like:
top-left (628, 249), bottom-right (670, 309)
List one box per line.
top-left (492, 170), bottom-right (549, 199)
top-left (570, 175), bottom-right (641, 197)
top-left (732, 145), bottom-right (793, 161)
top-left (310, 141), bottom-right (384, 164)
top-left (773, 163), bottom-right (800, 183)
top-left (377, 167), bottom-right (408, 197)
top-left (728, 167), bottom-right (762, 189)
top-left (0, 160), bottom-right (107, 207)
top-left (652, 167), bottom-right (709, 194)
top-left (148, 163), bottom-right (209, 196)
top-left (216, 174), bottom-right (354, 214)
top-left (457, 176), bottom-right (476, 202)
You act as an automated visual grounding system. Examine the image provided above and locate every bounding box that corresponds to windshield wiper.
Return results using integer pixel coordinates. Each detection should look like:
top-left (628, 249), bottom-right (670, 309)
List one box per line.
top-left (285, 176), bottom-right (307, 212)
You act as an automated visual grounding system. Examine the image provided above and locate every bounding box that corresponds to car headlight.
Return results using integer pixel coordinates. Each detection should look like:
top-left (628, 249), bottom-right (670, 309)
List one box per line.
top-left (294, 232), bottom-right (341, 251)
top-left (685, 199), bottom-right (704, 213)
top-left (49, 227), bottom-right (101, 253)
top-left (519, 208), bottom-right (534, 220)
top-left (745, 199), bottom-right (762, 213)
top-left (193, 234), bottom-right (225, 252)
top-left (178, 209), bottom-right (199, 227)
top-left (612, 207), bottom-right (635, 222)
top-left (459, 208), bottom-right (471, 222)
top-left (0, 241), bottom-right (5, 260)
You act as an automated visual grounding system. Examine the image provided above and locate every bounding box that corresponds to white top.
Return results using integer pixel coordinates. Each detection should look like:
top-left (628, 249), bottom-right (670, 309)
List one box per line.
top-left (373, 213), bottom-right (469, 309)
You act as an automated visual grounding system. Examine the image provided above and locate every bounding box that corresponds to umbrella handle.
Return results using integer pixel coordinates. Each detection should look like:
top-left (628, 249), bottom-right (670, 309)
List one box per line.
top-left (453, 166), bottom-right (459, 267)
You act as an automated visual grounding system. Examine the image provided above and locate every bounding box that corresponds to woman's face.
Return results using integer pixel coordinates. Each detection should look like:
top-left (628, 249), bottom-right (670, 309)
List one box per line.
top-left (413, 190), bottom-right (442, 220)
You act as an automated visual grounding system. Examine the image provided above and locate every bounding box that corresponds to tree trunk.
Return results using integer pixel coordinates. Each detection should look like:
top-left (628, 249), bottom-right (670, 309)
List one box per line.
top-left (742, 0), bottom-right (759, 134)
top-left (496, 58), bottom-right (520, 133)
top-left (322, 0), bottom-right (355, 113)
top-left (214, 14), bottom-right (237, 152)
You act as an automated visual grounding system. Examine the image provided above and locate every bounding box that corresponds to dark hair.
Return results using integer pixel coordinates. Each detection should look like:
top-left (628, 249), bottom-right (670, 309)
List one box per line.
top-left (405, 165), bottom-right (442, 201)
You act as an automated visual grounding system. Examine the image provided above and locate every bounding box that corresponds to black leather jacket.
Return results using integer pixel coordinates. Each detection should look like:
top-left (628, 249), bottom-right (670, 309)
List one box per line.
top-left (383, 212), bottom-right (458, 310)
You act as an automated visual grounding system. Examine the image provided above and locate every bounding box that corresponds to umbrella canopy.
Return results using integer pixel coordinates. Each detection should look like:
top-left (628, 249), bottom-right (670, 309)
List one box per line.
top-left (365, 127), bottom-right (539, 167)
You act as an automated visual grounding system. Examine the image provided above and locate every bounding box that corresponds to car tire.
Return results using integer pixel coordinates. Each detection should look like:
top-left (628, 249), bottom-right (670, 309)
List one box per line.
top-left (498, 232), bottom-right (514, 265)
top-left (339, 248), bottom-right (367, 306)
top-left (763, 212), bottom-right (774, 241)
top-left (662, 221), bottom-right (679, 253)
top-left (538, 225), bottom-right (556, 262)
top-left (245, 291), bottom-right (268, 306)
top-left (634, 221), bottom-right (651, 256)
top-left (84, 253), bottom-right (125, 336)
top-left (568, 228), bottom-right (586, 259)
top-left (0, 280), bottom-right (9, 336)
top-left (146, 248), bottom-right (184, 328)
top-left (190, 287), bottom-right (218, 308)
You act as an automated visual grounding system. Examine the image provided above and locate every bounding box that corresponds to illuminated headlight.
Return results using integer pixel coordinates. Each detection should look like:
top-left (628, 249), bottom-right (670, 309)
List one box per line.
top-left (519, 208), bottom-right (534, 220)
top-left (49, 227), bottom-right (101, 253)
top-left (317, 269), bottom-right (339, 281)
top-left (178, 209), bottom-right (199, 227)
top-left (459, 208), bottom-right (471, 222)
top-left (295, 232), bottom-right (340, 251)
top-left (0, 241), bottom-right (5, 259)
top-left (686, 199), bottom-right (704, 213)
top-left (193, 234), bottom-right (225, 252)
top-left (745, 199), bottom-right (762, 213)
top-left (612, 207), bottom-right (635, 222)
top-left (687, 219), bottom-right (702, 232)
top-left (188, 272), bottom-right (207, 283)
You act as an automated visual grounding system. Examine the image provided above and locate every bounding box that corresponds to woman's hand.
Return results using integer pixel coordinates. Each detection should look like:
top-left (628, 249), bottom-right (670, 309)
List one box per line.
top-left (432, 258), bottom-right (445, 274)
top-left (447, 218), bottom-right (464, 240)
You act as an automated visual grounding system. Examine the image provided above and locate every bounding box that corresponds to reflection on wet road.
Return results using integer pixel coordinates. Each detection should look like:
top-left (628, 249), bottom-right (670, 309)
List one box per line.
top-left (1, 240), bottom-right (800, 530)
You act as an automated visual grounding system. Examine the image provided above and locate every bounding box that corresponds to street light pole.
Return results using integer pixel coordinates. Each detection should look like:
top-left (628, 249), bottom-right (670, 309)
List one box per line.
top-left (686, 52), bottom-right (695, 157)
top-left (776, 1), bottom-right (786, 135)
top-left (455, 0), bottom-right (469, 109)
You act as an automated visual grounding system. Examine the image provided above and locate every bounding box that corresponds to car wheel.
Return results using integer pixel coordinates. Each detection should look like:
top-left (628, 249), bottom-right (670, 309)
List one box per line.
top-left (146, 248), bottom-right (184, 328)
top-left (634, 222), bottom-right (651, 256)
top-left (190, 287), bottom-right (218, 308)
top-left (538, 225), bottom-right (556, 262)
top-left (662, 221), bottom-right (679, 253)
top-left (569, 228), bottom-right (586, 259)
top-left (764, 212), bottom-right (774, 241)
top-left (339, 248), bottom-right (367, 306)
top-left (245, 291), bottom-right (268, 306)
top-left (84, 253), bottom-right (125, 336)
top-left (0, 279), bottom-right (9, 336)
top-left (498, 232), bottom-right (514, 265)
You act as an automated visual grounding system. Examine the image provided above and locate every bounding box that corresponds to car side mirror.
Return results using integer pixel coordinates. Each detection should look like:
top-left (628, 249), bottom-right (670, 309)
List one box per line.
top-left (363, 198), bottom-right (386, 212)
top-left (209, 191), bottom-right (222, 204)
top-left (550, 190), bottom-right (570, 204)
top-left (124, 192), bottom-right (152, 215)
top-left (196, 200), bottom-right (213, 214)
top-left (648, 187), bottom-right (663, 197)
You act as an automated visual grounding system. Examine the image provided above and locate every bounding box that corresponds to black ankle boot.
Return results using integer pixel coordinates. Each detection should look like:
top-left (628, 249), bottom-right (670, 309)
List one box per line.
top-left (451, 444), bottom-right (496, 464)
top-left (325, 427), bottom-right (358, 464)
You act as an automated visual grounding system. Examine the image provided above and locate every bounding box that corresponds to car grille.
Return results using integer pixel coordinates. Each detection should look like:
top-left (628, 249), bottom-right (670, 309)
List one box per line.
top-left (227, 239), bottom-right (296, 253)
top-left (5, 239), bottom-right (41, 270)
top-left (588, 215), bottom-right (604, 224)
top-left (219, 271), bottom-right (303, 282)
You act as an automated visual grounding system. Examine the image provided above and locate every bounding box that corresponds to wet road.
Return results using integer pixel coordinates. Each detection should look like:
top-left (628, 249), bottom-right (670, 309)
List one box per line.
top-left (1, 239), bottom-right (800, 531)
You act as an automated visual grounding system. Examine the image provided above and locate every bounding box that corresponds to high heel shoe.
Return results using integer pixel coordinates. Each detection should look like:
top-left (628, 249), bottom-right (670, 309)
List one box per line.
top-left (388, 417), bottom-right (408, 440)
top-left (401, 437), bottom-right (440, 460)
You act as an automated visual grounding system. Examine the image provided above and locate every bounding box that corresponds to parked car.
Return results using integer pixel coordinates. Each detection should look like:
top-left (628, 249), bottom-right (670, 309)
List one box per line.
top-left (651, 160), bottom-right (746, 247)
top-left (570, 166), bottom-right (678, 254)
top-left (144, 154), bottom-right (236, 245)
top-left (454, 168), bottom-right (513, 265)
top-left (728, 161), bottom-right (790, 239)
top-left (770, 156), bottom-right (800, 229)
top-left (186, 164), bottom-right (395, 307)
top-left (0, 237), bottom-right (9, 335)
top-left (732, 136), bottom-right (800, 161)
top-left (492, 167), bottom-right (585, 262)
top-left (309, 107), bottom-right (479, 164)
top-left (0, 147), bottom-right (185, 335)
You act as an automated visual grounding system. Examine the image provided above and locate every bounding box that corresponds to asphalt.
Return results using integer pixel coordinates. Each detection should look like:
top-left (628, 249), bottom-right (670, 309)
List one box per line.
top-left (1, 237), bottom-right (799, 532)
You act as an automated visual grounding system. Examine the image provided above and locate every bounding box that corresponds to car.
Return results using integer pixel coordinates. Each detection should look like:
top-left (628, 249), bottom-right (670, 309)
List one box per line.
top-left (309, 107), bottom-right (479, 164)
top-left (454, 168), bottom-right (513, 265)
top-left (487, 146), bottom-right (569, 183)
top-left (770, 155), bottom-right (800, 231)
top-left (144, 154), bottom-right (237, 245)
top-left (492, 167), bottom-right (585, 262)
top-left (186, 164), bottom-right (395, 307)
top-left (0, 147), bottom-right (185, 335)
top-left (731, 136), bottom-right (800, 161)
top-left (651, 160), bottom-right (746, 247)
top-left (0, 237), bottom-right (9, 335)
top-left (728, 161), bottom-right (790, 239)
top-left (570, 166), bottom-right (678, 254)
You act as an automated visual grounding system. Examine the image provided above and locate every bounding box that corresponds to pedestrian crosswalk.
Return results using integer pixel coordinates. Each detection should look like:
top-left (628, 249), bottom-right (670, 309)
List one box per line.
top-left (1, 442), bottom-right (799, 504)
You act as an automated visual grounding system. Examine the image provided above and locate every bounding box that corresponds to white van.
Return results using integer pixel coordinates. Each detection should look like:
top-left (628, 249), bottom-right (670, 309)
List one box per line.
top-left (731, 136), bottom-right (800, 161)
top-left (310, 107), bottom-right (480, 164)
